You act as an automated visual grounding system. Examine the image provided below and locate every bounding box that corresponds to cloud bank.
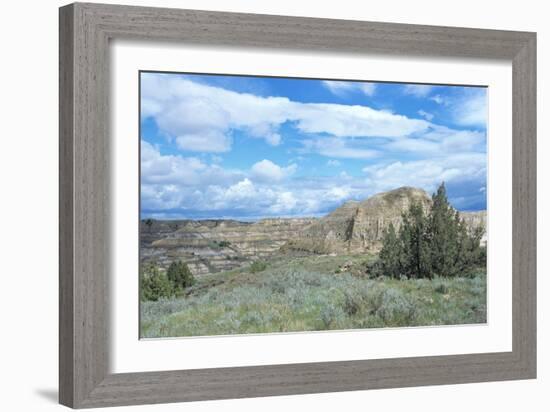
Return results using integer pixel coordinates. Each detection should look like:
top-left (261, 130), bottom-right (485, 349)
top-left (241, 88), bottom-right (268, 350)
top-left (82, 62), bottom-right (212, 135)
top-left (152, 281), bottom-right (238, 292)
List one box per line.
top-left (140, 73), bottom-right (487, 218)
top-left (141, 73), bottom-right (429, 153)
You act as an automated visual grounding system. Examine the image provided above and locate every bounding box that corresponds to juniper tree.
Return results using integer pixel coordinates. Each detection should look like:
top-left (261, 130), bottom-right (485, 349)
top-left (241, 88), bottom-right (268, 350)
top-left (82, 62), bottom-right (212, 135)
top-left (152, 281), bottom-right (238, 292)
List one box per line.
top-left (167, 260), bottom-right (195, 292)
top-left (428, 183), bottom-right (460, 276)
top-left (377, 182), bottom-right (485, 279)
top-left (404, 202), bottom-right (432, 278)
top-left (140, 264), bottom-right (173, 301)
top-left (379, 222), bottom-right (403, 278)
top-left (455, 215), bottom-right (485, 272)
top-left (143, 218), bottom-right (154, 232)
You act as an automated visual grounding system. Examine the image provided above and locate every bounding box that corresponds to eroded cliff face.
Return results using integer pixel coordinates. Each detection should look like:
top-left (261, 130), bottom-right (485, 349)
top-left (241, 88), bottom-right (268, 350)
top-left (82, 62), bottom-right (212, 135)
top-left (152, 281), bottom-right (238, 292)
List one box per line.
top-left (140, 187), bottom-right (487, 275)
top-left (284, 187), bottom-right (434, 254)
top-left (459, 211), bottom-right (488, 246)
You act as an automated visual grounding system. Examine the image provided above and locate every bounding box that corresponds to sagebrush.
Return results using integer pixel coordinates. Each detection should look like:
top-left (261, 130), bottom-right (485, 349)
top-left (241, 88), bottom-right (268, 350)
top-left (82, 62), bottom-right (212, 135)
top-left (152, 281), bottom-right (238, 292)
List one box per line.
top-left (140, 254), bottom-right (486, 338)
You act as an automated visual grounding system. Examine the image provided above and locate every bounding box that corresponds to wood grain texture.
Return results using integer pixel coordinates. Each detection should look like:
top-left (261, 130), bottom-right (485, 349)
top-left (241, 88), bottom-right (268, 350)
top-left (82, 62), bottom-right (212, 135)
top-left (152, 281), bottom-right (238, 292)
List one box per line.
top-left (59, 2), bottom-right (537, 408)
top-left (512, 35), bottom-right (537, 374)
top-left (59, 4), bottom-right (74, 406)
top-left (60, 3), bottom-right (110, 406)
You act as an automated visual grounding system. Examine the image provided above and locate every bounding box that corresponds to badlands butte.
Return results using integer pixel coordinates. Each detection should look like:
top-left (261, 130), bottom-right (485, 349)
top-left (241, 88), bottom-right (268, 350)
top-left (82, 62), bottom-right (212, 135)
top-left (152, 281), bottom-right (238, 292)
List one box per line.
top-left (141, 186), bottom-right (487, 276)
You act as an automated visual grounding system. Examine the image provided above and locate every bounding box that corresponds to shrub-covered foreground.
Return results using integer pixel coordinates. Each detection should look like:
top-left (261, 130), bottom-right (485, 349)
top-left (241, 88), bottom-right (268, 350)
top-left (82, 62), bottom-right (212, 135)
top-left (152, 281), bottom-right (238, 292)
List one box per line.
top-left (140, 254), bottom-right (486, 338)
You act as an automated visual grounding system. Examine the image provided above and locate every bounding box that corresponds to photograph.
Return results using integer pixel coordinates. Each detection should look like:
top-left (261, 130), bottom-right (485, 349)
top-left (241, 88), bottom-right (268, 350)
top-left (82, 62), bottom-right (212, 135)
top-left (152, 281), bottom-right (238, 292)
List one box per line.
top-left (139, 71), bottom-right (488, 338)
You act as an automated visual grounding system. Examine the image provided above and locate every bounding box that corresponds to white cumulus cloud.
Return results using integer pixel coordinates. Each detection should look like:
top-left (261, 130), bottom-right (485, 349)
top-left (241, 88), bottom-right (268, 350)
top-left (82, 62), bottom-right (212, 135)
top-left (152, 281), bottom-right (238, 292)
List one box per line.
top-left (452, 88), bottom-right (487, 127)
top-left (363, 153), bottom-right (486, 195)
top-left (223, 178), bottom-right (257, 202)
top-left (141, 73), bottom-right (430, 156)
top-left (251, 159), bottom-right (296, 182)
top-left (176, 131), bottom-right (232, 153)
top-left (322, 80), bottom-right (377, 96)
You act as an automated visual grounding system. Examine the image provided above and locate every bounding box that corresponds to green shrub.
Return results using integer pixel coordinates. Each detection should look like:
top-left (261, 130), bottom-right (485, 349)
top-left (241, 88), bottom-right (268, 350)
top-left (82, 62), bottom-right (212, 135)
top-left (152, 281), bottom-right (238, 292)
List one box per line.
top-left (249, 260), bottom-right (268, 273)
top-left (320, 304), bottom-right (344, 329)
top-left (208, 240), bottom-right (231, 249)
top-left (434, 283), bottom-right (449, 294)
top-left (167, 260), bottom-right (195, 292)
top-left (140, 264), bottom-right (174, 301)
top-left (365, 259), bottom-right (383, 278)
top-left (342, 290), bottom-right (363, 316)
top-left (143, 218), bottom-right (154, 231)
top-left (375, 288), bottom-right (417, 325)
top-left (208, 240), bottom-right (220, 249)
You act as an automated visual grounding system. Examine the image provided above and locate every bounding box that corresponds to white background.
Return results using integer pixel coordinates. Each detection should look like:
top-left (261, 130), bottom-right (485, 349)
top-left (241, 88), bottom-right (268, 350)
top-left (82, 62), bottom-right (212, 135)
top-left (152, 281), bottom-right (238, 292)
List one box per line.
top-left (0, 0), bottom-right (546, 411)
top-left (111, 42), bottom-right (512, 373)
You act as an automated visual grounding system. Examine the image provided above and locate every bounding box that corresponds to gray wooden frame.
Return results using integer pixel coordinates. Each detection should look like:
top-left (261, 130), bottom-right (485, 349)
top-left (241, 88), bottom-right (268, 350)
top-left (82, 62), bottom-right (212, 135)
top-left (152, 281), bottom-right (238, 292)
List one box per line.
top-left (59, 2), bottom-right (536, 408)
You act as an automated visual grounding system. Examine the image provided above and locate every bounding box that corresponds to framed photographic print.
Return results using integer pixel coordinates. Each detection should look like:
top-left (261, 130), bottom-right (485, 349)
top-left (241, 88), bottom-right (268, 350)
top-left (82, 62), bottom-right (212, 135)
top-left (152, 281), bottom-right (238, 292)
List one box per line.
top-left (138, 71), bottom-right (489, 339)
top-left (59, 2), bottom-right (536, 408)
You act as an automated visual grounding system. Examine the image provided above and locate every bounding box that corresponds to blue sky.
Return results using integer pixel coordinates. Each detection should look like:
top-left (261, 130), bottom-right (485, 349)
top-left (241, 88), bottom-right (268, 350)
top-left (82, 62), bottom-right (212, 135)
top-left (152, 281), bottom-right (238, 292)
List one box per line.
top-left (140, 72), bottom-right (487, 220)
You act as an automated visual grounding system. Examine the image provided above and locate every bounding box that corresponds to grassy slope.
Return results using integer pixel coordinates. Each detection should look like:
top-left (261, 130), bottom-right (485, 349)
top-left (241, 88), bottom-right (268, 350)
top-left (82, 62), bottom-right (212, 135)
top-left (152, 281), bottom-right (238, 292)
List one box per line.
top-left (140, 254), bottom-right (486, 338)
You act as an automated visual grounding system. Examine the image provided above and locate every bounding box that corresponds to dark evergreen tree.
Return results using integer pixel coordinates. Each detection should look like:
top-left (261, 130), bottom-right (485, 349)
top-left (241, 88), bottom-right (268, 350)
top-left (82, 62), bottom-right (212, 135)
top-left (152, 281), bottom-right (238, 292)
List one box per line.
top-left (377, 182), bottom-right (486, 279)
top-left (455, 215), bottom-right (485, 272)
top-left (167, 260), bottom-right (195, 291)
top-left (399, 202), bottom-right (431, 278)
top-left (378, 223), bottom-right (403, 278)
top-left (140, 264), bottom-right (173, 301)
top-left (427, 182), bottom-right (460, 276)
top-left (143, 218), bottom-right (154, 232)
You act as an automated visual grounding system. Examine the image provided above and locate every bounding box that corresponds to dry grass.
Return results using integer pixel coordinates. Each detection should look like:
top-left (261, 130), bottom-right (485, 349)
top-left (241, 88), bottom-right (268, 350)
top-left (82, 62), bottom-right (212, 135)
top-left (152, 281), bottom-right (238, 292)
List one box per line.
top-left (140, 254), bottom-right (486, 338)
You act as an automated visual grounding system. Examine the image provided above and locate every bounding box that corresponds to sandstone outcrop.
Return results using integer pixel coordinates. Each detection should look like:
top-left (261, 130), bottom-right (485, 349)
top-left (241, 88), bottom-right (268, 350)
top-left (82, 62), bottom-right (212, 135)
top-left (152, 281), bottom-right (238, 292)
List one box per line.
top-left (284, 187), bottom-right (432, 254)
top-left (285, 187), bottom-right (486, 254)
top-left (140, 187), bottom-right (487, 275)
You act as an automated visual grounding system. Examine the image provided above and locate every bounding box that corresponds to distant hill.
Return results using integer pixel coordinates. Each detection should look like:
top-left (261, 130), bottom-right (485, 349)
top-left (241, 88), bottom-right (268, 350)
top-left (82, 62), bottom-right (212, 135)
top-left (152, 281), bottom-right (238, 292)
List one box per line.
top-left (283, 186), bottom-right (486, 254)
top-left (140, 186), bottom-right (486, 275)
top-left (140, 217), bottom-right (315, 275)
